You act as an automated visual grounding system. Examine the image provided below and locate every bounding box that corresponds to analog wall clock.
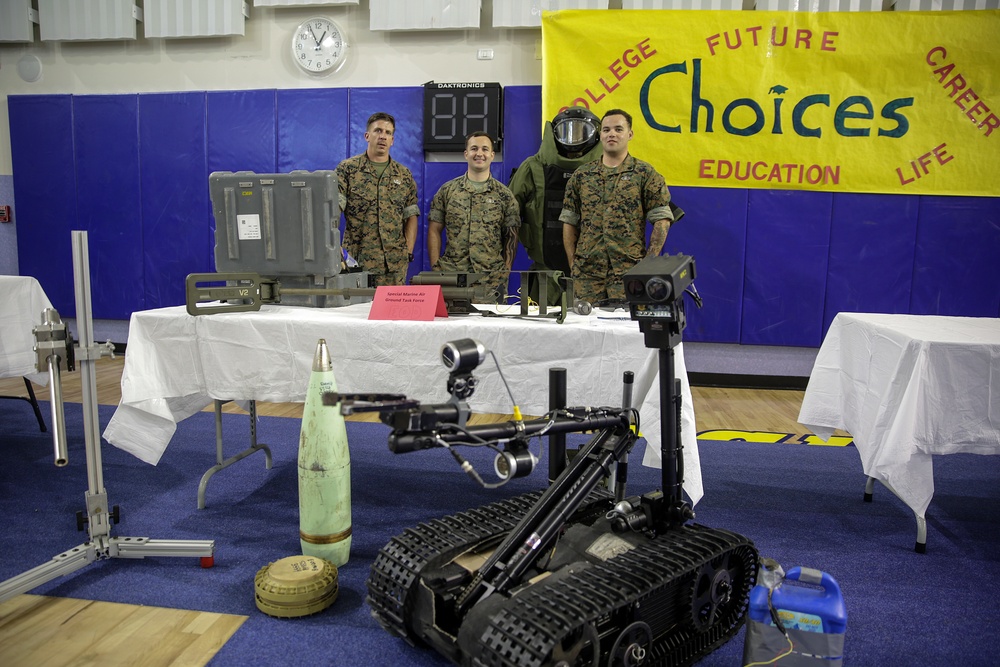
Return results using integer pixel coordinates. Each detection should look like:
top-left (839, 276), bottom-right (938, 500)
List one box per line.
top-left (292, 17), bottom-right (347, 77)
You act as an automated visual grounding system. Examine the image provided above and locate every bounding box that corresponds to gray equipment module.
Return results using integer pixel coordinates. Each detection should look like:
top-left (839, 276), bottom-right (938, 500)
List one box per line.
top-left (209, 170), bottom-right (369, 308)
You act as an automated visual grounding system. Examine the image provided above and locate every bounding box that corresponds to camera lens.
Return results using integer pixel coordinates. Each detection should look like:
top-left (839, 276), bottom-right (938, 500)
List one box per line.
top-left (645, 277), bottom-right (673, 302)
top-left (441, 339), bottom-right (486, 373)
top-left (625, 278), bottom-right (646, 299)
top-left (494, 448), bottom-right (537, 480)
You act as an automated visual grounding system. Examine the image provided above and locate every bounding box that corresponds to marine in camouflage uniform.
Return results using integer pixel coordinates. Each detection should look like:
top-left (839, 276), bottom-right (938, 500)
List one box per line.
top-left (428, 132), bottom-right (520, 303)
top-left (337, 113), bottom-right (419, 287)
top-left (559, 109), bottom-right (674, 303)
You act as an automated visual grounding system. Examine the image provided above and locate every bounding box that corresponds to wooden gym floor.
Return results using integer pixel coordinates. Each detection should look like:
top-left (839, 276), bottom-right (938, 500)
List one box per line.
top-left (0, 356), bottom-right (826, 666)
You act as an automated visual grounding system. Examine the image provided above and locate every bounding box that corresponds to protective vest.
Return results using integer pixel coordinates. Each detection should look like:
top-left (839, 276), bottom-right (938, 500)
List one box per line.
top-left (510, 122), bottom-right (602, 303)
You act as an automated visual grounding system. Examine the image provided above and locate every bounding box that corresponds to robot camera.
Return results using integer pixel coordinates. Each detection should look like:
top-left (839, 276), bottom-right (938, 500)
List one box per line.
top-left (624, 254), bottom-right (696, 306)
top-left (494, 443), bottom-right (538, 481)
top-left (624, 254), bottom-right (696, 349)
top-left (441, 339), bottom-right (487, 374)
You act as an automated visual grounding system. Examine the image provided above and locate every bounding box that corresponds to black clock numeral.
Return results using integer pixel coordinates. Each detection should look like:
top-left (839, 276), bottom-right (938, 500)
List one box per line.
top-left (295, 19), bottom-right (345, 73)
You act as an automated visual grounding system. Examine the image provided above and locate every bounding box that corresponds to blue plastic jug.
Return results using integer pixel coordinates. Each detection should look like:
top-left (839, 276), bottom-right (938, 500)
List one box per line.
top-left (748, 566), bottom-right (847, 634)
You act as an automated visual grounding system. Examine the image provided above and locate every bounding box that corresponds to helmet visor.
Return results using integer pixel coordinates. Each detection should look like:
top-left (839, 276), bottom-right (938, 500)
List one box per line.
top-left (554, 118), bottom-right (597, 151)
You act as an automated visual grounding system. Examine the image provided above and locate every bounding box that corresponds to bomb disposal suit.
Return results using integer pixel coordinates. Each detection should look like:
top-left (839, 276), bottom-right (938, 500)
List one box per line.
top-left (509, 108), bottom-right (602, 304)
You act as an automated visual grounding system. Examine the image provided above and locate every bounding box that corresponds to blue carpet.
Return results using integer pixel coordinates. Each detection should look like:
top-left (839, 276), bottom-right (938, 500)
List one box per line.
top-left (2, 402), bottom-right (999, 666)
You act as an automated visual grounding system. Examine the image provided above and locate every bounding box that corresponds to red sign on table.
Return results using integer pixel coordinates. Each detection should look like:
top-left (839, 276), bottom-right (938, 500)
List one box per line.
top-left (368, 286), bottom-right (448, 321)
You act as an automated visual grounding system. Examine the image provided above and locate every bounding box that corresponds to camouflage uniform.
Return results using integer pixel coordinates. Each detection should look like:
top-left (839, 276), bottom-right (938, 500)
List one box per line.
top-left (559, 155), bottom-right (673, 302)
top-left (430, 176), bottom-right (520, 303)
top-left (336, 154), bottom-right (419, 286)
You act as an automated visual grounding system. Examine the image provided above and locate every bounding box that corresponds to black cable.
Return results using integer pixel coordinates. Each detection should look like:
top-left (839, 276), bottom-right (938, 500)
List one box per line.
top-left (443, 443), bottom-right (508, 489)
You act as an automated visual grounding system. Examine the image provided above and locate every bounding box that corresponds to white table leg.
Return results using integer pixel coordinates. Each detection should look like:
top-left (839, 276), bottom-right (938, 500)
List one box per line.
top-left (863, 475), bottom-right (927, 553)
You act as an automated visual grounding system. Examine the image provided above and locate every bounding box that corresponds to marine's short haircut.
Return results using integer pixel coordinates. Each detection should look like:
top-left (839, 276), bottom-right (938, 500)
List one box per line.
top-left (601, 108), bottom-right (633, 129)
top-left (366, 112), bottom-right (396, 131)
top-left (465, 131), bottom-right (495, 150)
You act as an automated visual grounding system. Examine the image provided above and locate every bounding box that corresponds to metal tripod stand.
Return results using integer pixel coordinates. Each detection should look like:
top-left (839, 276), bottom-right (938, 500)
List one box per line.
top-left (0, 231), bottom-right (215, 604)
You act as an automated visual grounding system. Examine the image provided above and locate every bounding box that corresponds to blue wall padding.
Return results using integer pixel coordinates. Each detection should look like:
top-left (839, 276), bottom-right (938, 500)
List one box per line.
top-left (501, 85), bottom-right (542, 186)
top-left (823, 193), bottom-right (918, 331)
top-left (742, 190), bottom-right (833, 347)
top-left (138, 92), bottom-right (210, 310)
top-left (910, 196), bottom-right (1000, 317)
top-left (207, 90), bottom-right (277, 175)
top-left (667, 186), bottom-right (748, 344)
top-left (10, 87), bottom-right (1000, 345)
top-left (347, 87), bottom-right (423, 172)
top-left (9, 95), bottom-right (78, 316)
top-left (74, 95), bottom-right (144, 320)
top-left (276, 88), bottom-right (349, 172)
top-left (347, 87), bottom-right (426, 282)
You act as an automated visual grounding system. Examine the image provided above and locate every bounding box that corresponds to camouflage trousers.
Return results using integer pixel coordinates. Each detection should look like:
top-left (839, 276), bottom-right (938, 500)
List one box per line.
top-left (571, 252), bottom-right (636, 303)
top-left (373, 270), bottom-right (407, 287)
top-left (371, 255), bottom-right (409, 287)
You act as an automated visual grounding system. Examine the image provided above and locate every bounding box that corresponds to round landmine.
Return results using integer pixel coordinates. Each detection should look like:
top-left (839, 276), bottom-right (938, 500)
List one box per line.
top-left (254, 555), bottom-right (339, 618)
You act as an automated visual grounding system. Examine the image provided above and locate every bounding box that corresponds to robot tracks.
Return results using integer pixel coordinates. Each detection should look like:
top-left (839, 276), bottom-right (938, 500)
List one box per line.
top-left (367, 489), bottom-right (757, 667)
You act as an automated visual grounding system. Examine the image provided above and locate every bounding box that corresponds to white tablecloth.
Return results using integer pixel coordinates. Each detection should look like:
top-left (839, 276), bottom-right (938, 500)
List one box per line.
top-left (798, 312), bottom-right (1000, 517)
top-left (0, 276), bottom-right (54, 386)
top-left (104, 303), bottom-right (703, 504)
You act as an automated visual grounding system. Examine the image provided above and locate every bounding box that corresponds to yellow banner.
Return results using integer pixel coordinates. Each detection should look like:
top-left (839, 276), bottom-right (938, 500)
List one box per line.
top-left (542, 9), bottom-right (1000, 197)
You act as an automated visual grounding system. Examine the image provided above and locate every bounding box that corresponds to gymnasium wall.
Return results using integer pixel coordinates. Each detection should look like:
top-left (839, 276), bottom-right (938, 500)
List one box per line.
top-left (9, 85), bottom-right (1000, 347)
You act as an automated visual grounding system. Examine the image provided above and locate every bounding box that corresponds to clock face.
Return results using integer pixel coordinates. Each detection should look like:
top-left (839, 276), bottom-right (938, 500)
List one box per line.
top-left (292, 17), bottom-right (347, 76)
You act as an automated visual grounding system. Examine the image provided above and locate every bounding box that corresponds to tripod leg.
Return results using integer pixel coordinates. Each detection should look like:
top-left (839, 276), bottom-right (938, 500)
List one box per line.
top-left (0, 543), bottom-right (96, 603)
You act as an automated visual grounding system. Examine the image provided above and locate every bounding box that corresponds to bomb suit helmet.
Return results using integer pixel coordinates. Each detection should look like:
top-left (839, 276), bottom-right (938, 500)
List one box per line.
top-left (553, 107), bottom-right (600, 158)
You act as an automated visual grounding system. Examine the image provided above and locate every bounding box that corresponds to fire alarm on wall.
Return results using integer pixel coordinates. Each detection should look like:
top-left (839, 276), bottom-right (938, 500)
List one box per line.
top-left (0, 206), bottom-right (10, 223)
